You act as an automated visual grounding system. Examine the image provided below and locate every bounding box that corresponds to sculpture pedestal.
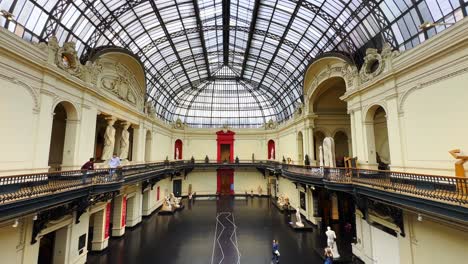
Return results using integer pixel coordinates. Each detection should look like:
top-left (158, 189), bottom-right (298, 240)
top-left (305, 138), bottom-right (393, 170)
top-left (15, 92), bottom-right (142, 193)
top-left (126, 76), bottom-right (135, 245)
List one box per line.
top-left (288, 213), bottom-right (313, 231)
top-left (158, 203), bottom-right (176, 215)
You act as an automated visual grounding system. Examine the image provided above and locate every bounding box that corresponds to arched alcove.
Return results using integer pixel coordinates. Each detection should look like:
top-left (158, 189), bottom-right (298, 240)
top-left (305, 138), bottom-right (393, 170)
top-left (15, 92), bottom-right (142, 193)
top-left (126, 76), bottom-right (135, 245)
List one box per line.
top-left (174, 139), bottom-right (183, 160)
top-left (333, 131), bottom-right (349, 167)
top-left (48, 101), bottom-right (78, 171)
top-left (365, 105), bottom-right (391, 169)
top-left (268, 140), bottom-right (275, 160)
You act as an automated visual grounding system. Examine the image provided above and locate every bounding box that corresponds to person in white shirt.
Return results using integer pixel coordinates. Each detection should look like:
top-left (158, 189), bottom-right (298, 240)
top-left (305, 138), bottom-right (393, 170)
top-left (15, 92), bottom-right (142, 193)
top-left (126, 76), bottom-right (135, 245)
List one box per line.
top-left (108, 153), bottom-right (121, 179)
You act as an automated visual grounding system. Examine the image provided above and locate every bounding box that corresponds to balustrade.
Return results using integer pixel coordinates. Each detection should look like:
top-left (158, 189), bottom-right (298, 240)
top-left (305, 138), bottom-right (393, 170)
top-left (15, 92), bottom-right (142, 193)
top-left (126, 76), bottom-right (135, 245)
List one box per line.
top-left (0, 160), bottom-right (466, 206)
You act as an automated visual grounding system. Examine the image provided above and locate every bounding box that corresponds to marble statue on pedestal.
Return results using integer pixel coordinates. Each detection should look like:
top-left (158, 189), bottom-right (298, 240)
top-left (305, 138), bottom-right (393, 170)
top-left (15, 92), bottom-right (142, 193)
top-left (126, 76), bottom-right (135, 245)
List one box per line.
top-left (325, 226), bottom-right (340, 258)
top-left (170, 193), bottom-right (181, 208)
top-left (270, 148), bottom-right (275, 159)
top-left (323, 137), bottom-right (336, 167)
top-left (175, 147), bottom-right (179, 160)
top-left (295, 207), bottom-right (304, 227)
top-left (102, 117), bottom-right (117, 160)
top-left (161, 195), bottom-right (172, 212)
top-left (119, 122), bottom-right (131, 160)
top-left (319, 146), bottom-right (324, 167)
top-left (277, 194), bottom-right (286, 207)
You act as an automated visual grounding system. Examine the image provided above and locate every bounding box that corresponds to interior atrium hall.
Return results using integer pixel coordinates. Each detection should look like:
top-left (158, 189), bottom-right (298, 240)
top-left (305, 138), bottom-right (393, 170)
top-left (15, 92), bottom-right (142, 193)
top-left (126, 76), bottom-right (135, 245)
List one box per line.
top-left (1, 0), bottom-right (468, 263)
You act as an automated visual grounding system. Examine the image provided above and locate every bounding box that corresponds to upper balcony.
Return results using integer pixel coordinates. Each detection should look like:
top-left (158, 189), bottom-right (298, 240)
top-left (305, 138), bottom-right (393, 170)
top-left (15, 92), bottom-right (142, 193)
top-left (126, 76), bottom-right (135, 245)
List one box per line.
top-left (0, 160), bottom-right (466, 223)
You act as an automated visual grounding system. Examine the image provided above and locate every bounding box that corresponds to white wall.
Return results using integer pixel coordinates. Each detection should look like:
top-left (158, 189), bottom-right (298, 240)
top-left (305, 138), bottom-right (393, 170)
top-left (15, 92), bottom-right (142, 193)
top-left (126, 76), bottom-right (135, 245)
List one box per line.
top-left (233, 170), bottom-right (267, 194)
top-left (183, 170), bottom-right (217, 195)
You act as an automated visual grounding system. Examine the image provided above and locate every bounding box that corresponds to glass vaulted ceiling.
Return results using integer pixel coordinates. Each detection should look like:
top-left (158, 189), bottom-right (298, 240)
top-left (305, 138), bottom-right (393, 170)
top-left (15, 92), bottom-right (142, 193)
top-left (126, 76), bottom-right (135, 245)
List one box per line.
top-left (0, 0), bottom-right (466, 127)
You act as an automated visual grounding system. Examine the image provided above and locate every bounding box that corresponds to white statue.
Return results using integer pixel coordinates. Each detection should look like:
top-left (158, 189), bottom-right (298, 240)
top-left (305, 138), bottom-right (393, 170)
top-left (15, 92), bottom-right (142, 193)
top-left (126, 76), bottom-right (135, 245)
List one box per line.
top-left (295, 207), bottom-right (304, 227)
top-left (270, 147), bottom-right (275, 159)
top-left (175, 147), bottom-right (179, 160)
top-left (119, 122), bottom-right (131, 160)
top-left (323, 137), bottom-right (336, 167)
top-left (170, 193), bottom-right (181, 208)
top-left (161, 195), bottom-right (172, 211)
top-left (319, 146), bottom-right (324, 167)
top-left (325, 226), bottom-right (340, 258)
top-left (102, 117), bottom-right (117, 160)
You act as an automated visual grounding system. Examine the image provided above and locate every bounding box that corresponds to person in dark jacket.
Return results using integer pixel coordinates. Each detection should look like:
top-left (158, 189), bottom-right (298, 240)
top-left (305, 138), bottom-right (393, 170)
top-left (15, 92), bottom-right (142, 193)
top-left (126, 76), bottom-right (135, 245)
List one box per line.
top-left (81, 158), bottom-right (94, 183)
top-left (272, 239), bottom-right (280, 263)
top-left (81, 158), bottom-right (95, 170)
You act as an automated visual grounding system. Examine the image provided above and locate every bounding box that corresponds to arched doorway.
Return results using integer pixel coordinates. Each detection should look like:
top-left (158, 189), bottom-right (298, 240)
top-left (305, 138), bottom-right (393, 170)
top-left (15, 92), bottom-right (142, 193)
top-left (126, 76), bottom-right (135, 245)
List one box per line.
top-left (145, 130), bottom-right (152, 162)
top-left (48, 102), bottom-right (78, 171)
top-left (365, 106), bottom-right (390, 170)
top-left (310, 77), bottom-right (351, 166)
top-left (267, 139), bottom-right (275, 160)
top-left (297, 132), bottom-right (304, 164)
top-left (334, 131), bottom-right (349, 167)
top-left (174, 139), bottom-right (182, 160)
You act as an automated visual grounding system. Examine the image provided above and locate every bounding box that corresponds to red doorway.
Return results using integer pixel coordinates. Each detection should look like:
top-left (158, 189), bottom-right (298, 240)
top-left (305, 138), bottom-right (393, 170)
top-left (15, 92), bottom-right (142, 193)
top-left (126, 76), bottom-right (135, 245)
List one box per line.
top-left (216, 130), bottom-right (235, 195)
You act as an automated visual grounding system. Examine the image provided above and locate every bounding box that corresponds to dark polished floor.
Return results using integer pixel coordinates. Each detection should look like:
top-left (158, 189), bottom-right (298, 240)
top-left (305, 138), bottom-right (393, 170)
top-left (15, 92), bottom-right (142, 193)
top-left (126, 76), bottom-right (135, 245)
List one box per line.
top-left (87, 197), bottom-right (350, 264)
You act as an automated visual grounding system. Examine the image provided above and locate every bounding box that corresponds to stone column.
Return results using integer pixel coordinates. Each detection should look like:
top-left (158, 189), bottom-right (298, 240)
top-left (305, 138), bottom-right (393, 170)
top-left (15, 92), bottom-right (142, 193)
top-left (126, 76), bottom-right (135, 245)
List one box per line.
top-left (307, 126), bottom-right (315, 163)
top-left (91, 203), bottom-right (111, 251)
top-left (119, 121), bottom-right (131, 160)
top-left (33, 92), bottom-right (55, 169)
top-left (132, 124), bottom-right (146, 163)
top-left (142, 187), bottom-right (154, 216)
top-left (61, 119), bottom-right (80, 168)
top-left (101, 117), bottom-right (117, 161)
top-left (385, 96), bottom-right (404, 169)
top-left (126, 191), bottom-right (142, 227)
top-left (76, 105), bottom-right (98, 166)
top-left (111, 195), bottom-right (126, 237)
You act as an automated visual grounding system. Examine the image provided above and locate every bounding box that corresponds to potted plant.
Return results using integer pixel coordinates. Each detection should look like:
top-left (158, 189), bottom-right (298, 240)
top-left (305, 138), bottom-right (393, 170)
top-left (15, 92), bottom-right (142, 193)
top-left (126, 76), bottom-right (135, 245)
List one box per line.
top-left (304, 154), bottom-right (310, 166)
top-left (235, 156), bottom-right (239, 164)
top-left (204, 155), bottom-right (209, 163)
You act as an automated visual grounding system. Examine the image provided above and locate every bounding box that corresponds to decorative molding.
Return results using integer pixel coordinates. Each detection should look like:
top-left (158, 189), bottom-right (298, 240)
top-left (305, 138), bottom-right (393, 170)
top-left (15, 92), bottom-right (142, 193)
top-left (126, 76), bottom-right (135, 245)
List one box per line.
top-left (263, 119), bottom-right (278, 130)
top-left (306, 64), bottom-right (352, 101)
top-left (362, 102), bottom-right (389, 121)
top-left (359, 43), bottom-right (400, 84)
top-left (398, 67), bottom-right (468, 115)
top-left (0, 73), bottom-right (40, 113)
top-left (172, 118), bottom-right (186, 130)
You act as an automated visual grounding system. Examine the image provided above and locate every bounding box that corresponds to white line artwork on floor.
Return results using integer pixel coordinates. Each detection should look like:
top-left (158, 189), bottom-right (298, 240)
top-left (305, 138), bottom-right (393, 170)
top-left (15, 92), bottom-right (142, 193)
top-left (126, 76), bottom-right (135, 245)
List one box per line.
top-left (210, 212), bottom-right (241, 264)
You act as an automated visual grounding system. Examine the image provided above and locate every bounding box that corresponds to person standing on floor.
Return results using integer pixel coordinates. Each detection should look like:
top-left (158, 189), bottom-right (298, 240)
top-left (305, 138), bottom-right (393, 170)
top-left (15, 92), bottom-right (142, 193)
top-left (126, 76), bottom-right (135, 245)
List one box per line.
top-left (324, 247), bottom-right (333, 264)
top-left (272, 239), bottom-right (280, 263)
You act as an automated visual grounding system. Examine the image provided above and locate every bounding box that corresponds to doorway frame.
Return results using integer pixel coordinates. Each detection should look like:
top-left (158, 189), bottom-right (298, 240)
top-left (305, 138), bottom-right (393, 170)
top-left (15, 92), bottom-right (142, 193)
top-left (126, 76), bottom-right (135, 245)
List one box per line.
top-left (216, 130), bottom-right (235, 195)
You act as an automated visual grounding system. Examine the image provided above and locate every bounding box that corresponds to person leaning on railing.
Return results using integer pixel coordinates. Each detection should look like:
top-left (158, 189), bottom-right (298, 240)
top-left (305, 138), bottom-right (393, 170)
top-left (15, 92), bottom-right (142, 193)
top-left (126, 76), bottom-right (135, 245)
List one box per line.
top-left (80, 158), bottom-right (95, 184)
top-left (108, 154), bottom-right (121, 181)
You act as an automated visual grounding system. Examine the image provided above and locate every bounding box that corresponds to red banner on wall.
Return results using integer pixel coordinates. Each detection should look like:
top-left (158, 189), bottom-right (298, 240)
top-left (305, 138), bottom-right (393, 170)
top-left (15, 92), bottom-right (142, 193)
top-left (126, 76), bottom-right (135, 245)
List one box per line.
top-left (121, 196), bottom-right (127, 228)
top-left (104, 202), bottom-right (111, 239)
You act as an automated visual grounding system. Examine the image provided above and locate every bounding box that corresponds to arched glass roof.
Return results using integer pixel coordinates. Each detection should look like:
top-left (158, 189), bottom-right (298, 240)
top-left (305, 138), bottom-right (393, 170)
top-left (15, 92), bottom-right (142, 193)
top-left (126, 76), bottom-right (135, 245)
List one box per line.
top-left (0, 0), bottom-right (466, 127)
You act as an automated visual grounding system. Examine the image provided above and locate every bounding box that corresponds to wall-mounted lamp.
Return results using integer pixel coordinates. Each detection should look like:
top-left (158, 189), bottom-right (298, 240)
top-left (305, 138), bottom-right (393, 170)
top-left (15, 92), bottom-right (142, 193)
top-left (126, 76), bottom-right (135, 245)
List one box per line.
top-left (12, 219), bottom-right (19, 228)
top-left (33, 214), bottom-right (38, 221)
top-left (419, 21), bottom-right (455, 30)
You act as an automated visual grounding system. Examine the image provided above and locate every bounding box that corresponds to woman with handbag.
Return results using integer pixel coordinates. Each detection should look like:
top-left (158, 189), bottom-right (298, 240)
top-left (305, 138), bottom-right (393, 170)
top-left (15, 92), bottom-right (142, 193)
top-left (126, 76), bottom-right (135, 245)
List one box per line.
top-left (272, 239), bottom-right (280, 263)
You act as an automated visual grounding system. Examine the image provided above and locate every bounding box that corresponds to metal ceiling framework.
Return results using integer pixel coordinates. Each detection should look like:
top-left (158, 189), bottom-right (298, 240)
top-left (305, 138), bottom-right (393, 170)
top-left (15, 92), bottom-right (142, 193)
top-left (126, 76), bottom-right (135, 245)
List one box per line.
top-left (0, 0), bottom-right (466, 128)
